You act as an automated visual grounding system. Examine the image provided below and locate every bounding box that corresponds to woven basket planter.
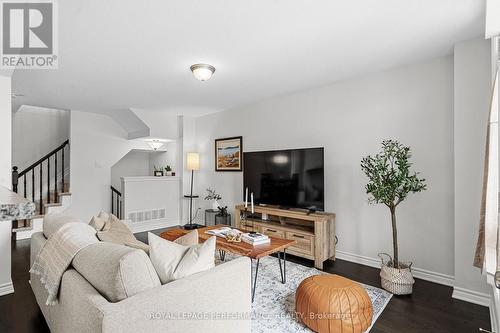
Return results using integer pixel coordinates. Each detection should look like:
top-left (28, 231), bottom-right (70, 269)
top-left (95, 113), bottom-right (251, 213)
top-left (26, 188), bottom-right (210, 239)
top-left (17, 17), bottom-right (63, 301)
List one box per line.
top-left (378, 253), bottom-right (415, 295)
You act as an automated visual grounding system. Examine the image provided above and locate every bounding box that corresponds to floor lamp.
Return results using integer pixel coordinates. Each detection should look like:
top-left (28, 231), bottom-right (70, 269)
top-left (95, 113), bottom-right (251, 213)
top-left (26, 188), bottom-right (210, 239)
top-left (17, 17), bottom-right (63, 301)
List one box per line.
top-left (184, 152), bottom-right (203, 230)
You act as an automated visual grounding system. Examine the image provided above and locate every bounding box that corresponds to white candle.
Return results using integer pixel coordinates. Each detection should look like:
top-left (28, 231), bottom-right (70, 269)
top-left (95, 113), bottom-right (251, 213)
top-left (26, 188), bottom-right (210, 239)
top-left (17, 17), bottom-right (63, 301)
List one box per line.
top-left (251, 193), bottom-right (254, 214)
top-left (245, 187), bottom-right (248, 208)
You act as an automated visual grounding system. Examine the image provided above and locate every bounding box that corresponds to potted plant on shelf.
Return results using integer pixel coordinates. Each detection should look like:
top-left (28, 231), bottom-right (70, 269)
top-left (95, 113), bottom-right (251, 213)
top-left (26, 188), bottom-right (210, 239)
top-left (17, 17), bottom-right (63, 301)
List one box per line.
top-left (361, 140), bottom-right (426, 295)
top-left (204, 188), bottom-right (222, 210)
top-left (164, 165), bottom-right (172, 176)
top-left (153, 166), bottom-right (163, 177)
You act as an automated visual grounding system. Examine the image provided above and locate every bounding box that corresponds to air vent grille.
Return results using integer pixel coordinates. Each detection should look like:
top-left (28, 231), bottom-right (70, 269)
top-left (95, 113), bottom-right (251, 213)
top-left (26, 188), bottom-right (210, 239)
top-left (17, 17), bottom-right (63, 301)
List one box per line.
top-left (128, 208), bottom-right (166, 223)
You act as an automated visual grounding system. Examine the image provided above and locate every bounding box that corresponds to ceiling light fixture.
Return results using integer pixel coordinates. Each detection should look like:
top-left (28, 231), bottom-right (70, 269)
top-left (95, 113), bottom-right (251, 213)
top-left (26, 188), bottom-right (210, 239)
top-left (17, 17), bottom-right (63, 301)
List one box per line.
top-left (190, 63), bottom-right (215, 81)
top-left (147, 140), bottom-right (164, 150)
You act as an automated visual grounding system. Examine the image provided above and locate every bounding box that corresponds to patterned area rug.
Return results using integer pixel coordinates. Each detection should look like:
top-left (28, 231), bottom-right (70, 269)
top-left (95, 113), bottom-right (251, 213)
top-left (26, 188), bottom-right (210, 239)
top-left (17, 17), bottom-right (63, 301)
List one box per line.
top-left (217, 254), bottom-right (392, 333)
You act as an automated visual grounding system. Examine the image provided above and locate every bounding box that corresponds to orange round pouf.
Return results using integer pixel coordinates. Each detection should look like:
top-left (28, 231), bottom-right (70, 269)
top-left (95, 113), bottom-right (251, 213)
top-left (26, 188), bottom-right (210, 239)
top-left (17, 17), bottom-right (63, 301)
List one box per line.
top-left (295, 275), bottom-right (373, 333)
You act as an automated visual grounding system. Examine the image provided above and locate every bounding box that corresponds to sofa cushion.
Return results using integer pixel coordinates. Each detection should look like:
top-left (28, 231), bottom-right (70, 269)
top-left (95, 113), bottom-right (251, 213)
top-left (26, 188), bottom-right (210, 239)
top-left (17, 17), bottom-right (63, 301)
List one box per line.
top-left (72, 242), bottom-right (160, 302)
top-left (43, 212), bottom-right (83, 239)
top-left (148, 232), bottom-right (215, 284)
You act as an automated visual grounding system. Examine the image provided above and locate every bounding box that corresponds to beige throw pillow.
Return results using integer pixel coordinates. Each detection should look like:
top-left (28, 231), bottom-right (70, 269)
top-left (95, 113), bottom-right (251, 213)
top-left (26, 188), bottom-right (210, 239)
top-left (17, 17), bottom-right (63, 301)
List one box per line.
top-left (148, 232), bottom-right (215, 284)
top-left (173, 229), bottom-right (199, 246)
top-left (88, 211), bottom-right (109, 231)
top-left (96, 214), bottom-right (150, 253)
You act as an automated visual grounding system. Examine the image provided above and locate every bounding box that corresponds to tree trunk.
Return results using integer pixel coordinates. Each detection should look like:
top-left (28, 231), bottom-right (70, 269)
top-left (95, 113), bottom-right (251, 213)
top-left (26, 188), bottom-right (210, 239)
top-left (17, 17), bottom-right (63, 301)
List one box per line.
top-left (390, 205), bottom-right (399, 268)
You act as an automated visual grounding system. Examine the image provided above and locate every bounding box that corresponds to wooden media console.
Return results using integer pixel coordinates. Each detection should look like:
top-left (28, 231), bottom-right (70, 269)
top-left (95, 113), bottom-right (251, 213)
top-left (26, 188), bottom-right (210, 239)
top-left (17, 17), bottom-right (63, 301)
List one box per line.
top-left (235, 204), bottom-right (335, 269)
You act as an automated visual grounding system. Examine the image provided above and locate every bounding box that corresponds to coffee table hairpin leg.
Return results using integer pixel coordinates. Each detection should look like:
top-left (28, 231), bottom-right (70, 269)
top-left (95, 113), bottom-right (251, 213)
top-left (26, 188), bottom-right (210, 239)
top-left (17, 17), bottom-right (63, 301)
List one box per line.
top-left (251, 250), bottom-right (287, 303)
top-left (278, 249), bottom-right (287, 284)
top-left (219, 249), bottom-right (226, 262)
top-left (251, 259), bottom-right (260, 302)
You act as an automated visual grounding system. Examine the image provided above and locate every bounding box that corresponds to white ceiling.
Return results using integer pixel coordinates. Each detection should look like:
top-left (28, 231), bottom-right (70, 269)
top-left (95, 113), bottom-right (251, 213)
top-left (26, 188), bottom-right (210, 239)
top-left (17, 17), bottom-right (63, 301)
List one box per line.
top-left (11, 0), bottom-right (484, 115)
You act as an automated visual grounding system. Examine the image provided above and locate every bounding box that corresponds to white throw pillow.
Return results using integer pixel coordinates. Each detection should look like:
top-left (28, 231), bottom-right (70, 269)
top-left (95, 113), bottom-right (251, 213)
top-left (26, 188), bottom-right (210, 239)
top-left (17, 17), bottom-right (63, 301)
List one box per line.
top-left (148, 232), bottom-right (215, 284)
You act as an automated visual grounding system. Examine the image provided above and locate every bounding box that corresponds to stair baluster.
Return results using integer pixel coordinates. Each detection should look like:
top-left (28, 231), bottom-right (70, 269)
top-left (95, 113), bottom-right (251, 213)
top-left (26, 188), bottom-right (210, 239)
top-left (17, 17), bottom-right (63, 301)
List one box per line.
top-left (12, 166), bottom-right (18, 193)
top-left (110, 186), bottom-right (122, 219)
top-left (47, 155), bottom-right (50, 204)
top-left (62, 148), bottom-right (65, 191)
top-left (31, 169), bottom-right (34, 203)
top-left (54, 151), bottom-right (58, 199)
top-left (39, 163), bottom-right (43, 214)
top-left (12, 140), bottom-right (69, 215)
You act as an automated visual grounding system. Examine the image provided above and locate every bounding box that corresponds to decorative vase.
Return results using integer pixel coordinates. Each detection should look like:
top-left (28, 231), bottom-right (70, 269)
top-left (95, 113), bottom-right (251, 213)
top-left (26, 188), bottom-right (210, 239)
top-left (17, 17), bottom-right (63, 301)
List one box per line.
top-left (166, 171), bottom-right (172, 176)
top-left (212, 200), bottom-right (219, 210)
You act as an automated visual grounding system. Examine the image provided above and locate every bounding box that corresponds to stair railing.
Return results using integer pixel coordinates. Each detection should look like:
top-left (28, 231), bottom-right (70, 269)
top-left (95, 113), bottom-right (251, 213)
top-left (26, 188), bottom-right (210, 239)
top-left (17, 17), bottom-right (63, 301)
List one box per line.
top-left (12, 139), bottom-right (69, 215)
top-left (110, 186), bottom-right (122, 219)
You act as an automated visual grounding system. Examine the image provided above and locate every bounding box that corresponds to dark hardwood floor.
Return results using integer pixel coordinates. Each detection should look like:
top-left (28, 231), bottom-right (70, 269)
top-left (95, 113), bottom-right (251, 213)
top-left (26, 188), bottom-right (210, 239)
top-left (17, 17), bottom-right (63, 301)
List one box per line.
top-left (0, 228), bottom-right (491, 333)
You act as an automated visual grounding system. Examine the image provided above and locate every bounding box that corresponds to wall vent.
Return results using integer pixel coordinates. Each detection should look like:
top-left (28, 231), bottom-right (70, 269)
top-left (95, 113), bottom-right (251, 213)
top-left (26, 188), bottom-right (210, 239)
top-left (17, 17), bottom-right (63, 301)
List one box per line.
top-left (128, 208), bottom-right (167, 223)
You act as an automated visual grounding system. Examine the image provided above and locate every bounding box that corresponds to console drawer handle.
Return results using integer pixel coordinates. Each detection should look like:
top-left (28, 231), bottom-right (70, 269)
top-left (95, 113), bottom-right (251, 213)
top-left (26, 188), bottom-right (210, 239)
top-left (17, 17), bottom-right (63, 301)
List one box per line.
top-left (266, 229), bottom-right (277, 233)
top-left (293, 234), bottom-right (305, 239)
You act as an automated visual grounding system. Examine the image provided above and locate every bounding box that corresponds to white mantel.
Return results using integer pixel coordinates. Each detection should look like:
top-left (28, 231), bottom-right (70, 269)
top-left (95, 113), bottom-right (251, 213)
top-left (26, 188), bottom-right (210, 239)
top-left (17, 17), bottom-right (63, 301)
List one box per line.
top-left (121, 176), bottom-right (181, 232)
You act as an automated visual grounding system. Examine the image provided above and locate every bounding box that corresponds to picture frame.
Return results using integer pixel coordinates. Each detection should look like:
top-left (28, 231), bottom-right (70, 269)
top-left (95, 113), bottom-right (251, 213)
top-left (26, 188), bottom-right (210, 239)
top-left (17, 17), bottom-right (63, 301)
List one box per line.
top-left (215, 136), bottom-right (243, 172)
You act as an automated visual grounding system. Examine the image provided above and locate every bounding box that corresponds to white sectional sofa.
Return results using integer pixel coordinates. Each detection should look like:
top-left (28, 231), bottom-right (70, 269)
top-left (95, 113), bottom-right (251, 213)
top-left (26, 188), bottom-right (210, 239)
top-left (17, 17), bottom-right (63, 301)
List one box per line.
top-left (30, 227), bottom-right (252, 333)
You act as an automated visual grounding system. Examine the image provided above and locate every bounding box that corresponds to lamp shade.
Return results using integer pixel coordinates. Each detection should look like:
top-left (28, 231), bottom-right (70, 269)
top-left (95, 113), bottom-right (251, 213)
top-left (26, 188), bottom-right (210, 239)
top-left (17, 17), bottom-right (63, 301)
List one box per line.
top-left (186, 152), bottom-right (200, 171)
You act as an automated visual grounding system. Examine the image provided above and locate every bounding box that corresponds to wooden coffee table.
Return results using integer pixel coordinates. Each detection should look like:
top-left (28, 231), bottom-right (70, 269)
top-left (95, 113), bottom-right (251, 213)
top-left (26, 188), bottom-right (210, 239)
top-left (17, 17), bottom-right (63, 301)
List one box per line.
top-left (160, 224), bottom-right (295, 302)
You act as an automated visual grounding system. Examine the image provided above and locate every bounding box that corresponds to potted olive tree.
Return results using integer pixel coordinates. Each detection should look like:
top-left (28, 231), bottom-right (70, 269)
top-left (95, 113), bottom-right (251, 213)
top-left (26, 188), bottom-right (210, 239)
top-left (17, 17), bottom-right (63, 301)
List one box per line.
top-left (361, 140), bottom-right (426, 295)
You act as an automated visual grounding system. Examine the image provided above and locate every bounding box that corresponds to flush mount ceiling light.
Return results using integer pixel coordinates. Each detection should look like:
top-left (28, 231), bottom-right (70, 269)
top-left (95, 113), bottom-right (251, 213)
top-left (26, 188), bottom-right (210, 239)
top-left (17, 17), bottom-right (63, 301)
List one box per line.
top-left (190, 63), bottom-right (215, 81)
top-left (147, 140), bottom-right (164, 150)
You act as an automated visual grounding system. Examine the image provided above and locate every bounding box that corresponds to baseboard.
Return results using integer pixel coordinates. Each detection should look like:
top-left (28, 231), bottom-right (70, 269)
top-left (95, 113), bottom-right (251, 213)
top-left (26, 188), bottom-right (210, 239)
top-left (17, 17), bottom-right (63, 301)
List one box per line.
top-left (452, 286), bottom-right (491, 307)
top-left (490, 292), bottom-right (498, 333)
top-left (15, 231), bottom-right (33, 240)
top-left (0, 282), bottom-right (14, 296)
top-left (335, 250), bottom-right (455, 287)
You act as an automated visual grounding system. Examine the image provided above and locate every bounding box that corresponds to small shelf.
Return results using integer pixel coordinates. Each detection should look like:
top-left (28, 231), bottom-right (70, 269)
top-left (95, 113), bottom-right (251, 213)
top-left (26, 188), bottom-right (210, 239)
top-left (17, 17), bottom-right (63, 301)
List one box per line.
top-left (183, 195), bottom-right (199, 199)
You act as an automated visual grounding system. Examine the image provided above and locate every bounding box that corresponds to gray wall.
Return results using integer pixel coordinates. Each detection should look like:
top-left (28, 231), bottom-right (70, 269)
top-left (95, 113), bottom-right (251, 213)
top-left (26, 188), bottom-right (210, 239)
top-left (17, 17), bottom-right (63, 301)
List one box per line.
top-left (194, 56), bottom-right (455, 279)
top-left (453, 38), bottom-right (491, 296)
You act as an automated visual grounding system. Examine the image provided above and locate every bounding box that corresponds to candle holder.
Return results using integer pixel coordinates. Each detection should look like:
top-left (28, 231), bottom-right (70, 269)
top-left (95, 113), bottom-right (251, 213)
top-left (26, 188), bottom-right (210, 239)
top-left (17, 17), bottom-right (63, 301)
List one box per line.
top-left (241, 207), bottom-right (257, 234)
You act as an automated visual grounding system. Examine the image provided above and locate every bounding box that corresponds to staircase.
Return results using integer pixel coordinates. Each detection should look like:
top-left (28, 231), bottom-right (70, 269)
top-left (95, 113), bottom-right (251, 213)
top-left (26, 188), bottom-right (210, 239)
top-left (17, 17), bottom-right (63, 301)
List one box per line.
top-left (11, 140), bottom-right (71, 240)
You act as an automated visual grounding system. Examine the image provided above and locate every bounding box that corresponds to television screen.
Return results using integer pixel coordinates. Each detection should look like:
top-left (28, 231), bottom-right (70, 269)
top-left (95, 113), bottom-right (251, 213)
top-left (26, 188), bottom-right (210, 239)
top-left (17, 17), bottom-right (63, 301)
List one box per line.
top-left (243, 148), bottom-right (324, 211)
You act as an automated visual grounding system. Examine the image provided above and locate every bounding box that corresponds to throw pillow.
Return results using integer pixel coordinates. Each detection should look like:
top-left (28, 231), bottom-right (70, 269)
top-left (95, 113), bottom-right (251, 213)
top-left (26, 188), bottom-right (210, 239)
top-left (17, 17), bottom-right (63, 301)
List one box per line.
top-left (173, 229), bottom-right (199, 246)
top-left (148, 232), bottom-right (215, 284)
top-left (88, 212), bottom-right (108, 231)
top-left (97, 215), bottom-right (150, 253)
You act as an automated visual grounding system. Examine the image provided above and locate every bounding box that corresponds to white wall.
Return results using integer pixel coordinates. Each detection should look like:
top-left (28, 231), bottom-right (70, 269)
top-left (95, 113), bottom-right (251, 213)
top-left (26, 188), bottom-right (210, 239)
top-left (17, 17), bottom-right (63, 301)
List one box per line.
top-left (181, 115), bottom-right (199, 225)
top-left (453, 38), bottom-right (491, 297)
top-left (193, 56), bottom-right (455, 278)
top-left (12, 106), bottom-right (69, 171)
top-left (133, 110), bottom-right (178, 140)
top-left (121, 176), bottom-right (180, 232)
top-left (69, 111), bottom-right (145, 221)
top-left (0, 74), bottom-right (13, 295)
top-left (148, 142), bottom-right (178, 175)
top-left (111, 150), bottom-right (152, 190)
top-left (0, 76), bottom-right (11, 187)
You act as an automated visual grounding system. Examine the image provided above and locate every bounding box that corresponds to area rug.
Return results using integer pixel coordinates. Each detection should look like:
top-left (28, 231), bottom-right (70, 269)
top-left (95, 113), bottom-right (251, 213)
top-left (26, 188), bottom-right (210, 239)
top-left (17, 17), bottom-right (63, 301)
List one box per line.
top-left (216, 254), bottom-right (392, 333)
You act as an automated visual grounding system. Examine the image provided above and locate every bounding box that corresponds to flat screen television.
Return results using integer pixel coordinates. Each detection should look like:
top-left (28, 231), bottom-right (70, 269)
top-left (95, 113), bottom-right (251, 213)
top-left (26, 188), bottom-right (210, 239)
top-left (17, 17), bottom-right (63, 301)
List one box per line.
top-left (243, 147), bottom-right (324, 211)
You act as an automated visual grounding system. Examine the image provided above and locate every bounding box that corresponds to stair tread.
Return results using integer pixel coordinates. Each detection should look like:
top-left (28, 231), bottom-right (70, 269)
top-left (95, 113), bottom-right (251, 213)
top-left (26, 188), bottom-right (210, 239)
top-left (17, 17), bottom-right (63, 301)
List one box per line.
top-left (12, 226), bottom-right (33, 232)
top-left (44, 202), bottom-right (62, 207)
